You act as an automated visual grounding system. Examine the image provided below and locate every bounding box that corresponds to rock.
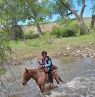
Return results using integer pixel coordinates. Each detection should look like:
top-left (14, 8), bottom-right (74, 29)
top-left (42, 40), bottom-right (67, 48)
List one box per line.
top-left (66, 47), bottom-right (70, 50)
top-left (89, 42), bottom-right (94, 46)
top-left (76, 50), bottom-right (81, 53)
top-left (64, 53), bottom-right (68, 56)
top-left (93, 53), bottom-right (95, 57)
top-left (82, 54), bottom-right (89, 57)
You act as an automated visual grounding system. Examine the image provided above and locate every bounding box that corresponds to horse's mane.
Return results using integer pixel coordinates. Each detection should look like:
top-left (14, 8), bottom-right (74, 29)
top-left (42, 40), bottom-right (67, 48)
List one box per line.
top-left (26, 68), bottom-right (45, 81)
top-left (27, 68), bottom-right (37, 75)
top-left (28, 68), bottom-right (44, 72)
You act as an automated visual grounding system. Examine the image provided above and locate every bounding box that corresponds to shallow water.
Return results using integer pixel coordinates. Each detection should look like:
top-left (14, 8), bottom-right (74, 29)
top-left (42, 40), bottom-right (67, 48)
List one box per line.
top-left (0, 57), bottom-right (95, 97)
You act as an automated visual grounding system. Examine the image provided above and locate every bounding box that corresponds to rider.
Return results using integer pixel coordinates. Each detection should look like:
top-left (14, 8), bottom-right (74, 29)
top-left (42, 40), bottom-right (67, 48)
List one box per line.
top-left (38, 51), bottom-right (53, 83)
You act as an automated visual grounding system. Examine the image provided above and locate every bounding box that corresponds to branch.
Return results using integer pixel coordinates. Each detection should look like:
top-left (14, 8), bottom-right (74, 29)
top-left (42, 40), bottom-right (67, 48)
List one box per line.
top-left (59, 0), bottom-right (81, 21)
top-left (80, 0), bottom-right (86, 19)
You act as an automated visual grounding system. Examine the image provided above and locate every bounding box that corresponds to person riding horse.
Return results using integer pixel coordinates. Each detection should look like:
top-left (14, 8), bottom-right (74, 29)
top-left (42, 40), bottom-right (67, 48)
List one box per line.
top-left (22, 51), bottom-right (63, 94)
top-left (38, 51), bottom-right (53, 83)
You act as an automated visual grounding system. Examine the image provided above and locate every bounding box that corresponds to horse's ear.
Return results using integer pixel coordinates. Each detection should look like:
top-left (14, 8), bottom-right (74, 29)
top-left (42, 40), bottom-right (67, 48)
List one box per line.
top-left (25, 68), bottom-right (28, 72)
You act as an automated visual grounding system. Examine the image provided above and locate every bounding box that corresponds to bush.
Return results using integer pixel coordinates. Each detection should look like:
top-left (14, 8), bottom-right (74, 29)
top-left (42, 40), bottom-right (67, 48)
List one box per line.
top-left (51, 21), bottom-right (85, 37)
top-left (24, 31), bottom-right (39, 39)
top-left (9, 25), bottom-right (24, 40)
top-left (0, 28), bottom-right (11, 67)
top-left (51, 26), bottom-right (62, 38)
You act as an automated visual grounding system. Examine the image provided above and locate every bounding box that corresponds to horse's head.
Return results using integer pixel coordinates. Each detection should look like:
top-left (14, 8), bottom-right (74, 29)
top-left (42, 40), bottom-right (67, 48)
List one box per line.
top-left (22, 68), bottom-right (31, 85)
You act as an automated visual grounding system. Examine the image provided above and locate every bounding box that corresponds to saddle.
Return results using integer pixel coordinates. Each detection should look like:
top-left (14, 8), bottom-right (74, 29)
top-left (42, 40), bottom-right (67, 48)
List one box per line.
top-left (39, 65), bottom-right (57, 83)
top-left (46, 65), bottom-right (57, 83)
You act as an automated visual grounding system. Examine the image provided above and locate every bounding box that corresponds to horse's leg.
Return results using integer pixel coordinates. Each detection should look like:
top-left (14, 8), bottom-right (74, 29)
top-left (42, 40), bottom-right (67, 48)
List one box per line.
top-left (39, 85), bottom-right (41, 91)
top-left (52, 71), bottom-right (60, 84)
top-left (40, 85), bottom-right (45, 95)
top-left (53, 75), bottom-right (59, 84)
top-left (56, 77), bottom-right (60, 84)
top-left (59, 77), bottom-right (63, 83)
top-left (39, 85), bottom-right (45, 97)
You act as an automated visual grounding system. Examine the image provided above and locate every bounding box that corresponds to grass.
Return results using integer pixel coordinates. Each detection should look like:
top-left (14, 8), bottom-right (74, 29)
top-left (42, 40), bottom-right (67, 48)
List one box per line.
top-left (9, 31), bottom-right (95, 60)
top-left (0, 66), bottom-right (6, 75)
top-left (60, 32), bottom-right (95, 45)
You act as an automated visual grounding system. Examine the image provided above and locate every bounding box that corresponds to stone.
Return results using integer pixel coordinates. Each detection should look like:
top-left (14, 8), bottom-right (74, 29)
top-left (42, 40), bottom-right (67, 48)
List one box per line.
top-left (66, 47), bottom-right (70, 50)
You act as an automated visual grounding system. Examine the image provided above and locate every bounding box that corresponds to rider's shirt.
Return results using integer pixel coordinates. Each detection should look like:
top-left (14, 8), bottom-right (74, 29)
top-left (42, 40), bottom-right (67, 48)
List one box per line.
top-left (44, 60), bottom-right (52, 70)
top-left (42, 56), bottom-right (52, 71)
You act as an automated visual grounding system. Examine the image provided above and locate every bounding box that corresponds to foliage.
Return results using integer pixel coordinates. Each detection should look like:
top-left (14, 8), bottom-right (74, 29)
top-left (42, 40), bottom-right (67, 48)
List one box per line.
top-left (24, 31), bottom-right (39, 39)
top-left (9, 31), bottom-right (95, 61)
top-left (51, 20), bottom-right (85, 37)
top-left (0, 66), bottom-right (6, 75)
top-left (9, 25), bottom-right (24, 40)
top-left (0, 0), bottom-right (52, 36)
top-left (0, 28), bottom-right (11, 66)
top-left (0, 0), bottom-right (24, 40)
top-left (54, 0), bottom-right (74, 17)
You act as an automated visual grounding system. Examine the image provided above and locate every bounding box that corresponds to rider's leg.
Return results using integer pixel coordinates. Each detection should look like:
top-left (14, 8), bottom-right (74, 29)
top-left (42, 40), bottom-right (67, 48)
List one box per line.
top-left (48, 69), bottom-right (53, 83)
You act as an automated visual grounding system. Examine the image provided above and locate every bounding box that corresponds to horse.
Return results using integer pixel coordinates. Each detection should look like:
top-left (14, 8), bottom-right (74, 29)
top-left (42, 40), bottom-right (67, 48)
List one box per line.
top-left (22, 66), bottom-right (63, 94)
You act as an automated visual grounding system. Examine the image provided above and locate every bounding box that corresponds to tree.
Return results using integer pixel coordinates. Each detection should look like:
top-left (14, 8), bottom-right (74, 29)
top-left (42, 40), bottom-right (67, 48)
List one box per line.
top-left (90, 0), bottom-right (95, 29)
top-left (0, 0), bottom-right (24, 40)
top-left (53, 0), bottom-right (89, 33)
top-left (0, 27), bottom-right (11, 67)
top-left (58, 0), bottom-right (86, 22)
top-left (16, 0), bottom-right (52, 36)
top-left (90, 15), bottom-right (95, 29)
top-left (54, 0), bottom-right (73, 18)
top-left (26, 0), bottom-right (43, 35)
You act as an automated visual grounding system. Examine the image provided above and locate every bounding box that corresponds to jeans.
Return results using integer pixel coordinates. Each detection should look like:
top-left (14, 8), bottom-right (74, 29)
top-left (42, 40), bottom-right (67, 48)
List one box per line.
top-left (48, 69), bottom-right (53, 83)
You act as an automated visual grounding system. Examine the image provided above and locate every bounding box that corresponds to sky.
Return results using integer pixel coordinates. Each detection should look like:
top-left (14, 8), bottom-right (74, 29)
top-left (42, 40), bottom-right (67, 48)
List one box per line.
top-left (18, 0), bottom-right (92, 25)
top-left (73, 0), bottom-right (92, 17)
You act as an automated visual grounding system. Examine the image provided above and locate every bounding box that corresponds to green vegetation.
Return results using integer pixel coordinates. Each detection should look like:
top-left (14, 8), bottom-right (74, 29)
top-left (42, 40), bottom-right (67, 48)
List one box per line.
top-left (51, 21), bottom-right (85, 37)
top-left (0, 29), bottom-right (11, 64)
top-left (0, 28), bottom-right (11, 75)
top-left (10, 31), bottom-right (95, 60)
top-left (0, 0), bottom-right (95, 64)
top-left (0, 66), bottom-right (6, 75)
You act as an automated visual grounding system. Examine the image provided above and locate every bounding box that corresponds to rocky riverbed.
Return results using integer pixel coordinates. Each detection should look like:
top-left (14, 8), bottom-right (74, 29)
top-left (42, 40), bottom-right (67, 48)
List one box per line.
top-left (9, 42), bottom-right (95, 66)
top-left (61, 42), bottom-right (95, 58)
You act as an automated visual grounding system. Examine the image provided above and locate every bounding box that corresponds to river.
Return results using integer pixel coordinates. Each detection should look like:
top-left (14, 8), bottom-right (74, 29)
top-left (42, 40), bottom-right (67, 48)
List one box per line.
top-left (0, 57), bottom-right (95, 97)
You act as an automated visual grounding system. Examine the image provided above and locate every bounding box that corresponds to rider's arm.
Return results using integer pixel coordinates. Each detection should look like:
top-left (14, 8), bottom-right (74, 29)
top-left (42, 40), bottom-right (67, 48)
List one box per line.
top-left (44, 60), bottom-right (52, 68)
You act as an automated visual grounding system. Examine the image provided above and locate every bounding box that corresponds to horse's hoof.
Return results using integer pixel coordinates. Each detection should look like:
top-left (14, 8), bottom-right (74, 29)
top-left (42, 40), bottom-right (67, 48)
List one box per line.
top-left (49, 83), bottom-right (54, 87)
top-left (40, 93), bottom-right (46, 97)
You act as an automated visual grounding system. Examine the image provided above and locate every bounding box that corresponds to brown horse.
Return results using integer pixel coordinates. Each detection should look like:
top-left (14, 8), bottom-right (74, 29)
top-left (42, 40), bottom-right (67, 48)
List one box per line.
top-left (22, 66), bottom-right (63, 94)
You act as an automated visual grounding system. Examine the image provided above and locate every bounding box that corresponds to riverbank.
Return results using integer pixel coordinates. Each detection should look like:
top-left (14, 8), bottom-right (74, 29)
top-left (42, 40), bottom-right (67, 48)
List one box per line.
top-left (10, 32), bottom-right (95, 65)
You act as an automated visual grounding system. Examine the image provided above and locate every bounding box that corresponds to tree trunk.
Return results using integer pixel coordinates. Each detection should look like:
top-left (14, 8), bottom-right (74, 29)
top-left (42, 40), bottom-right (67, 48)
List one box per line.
top-left (59, 0), bottom-right (89, 33)
top-left (32, 8), bottom-right (43, 36)
top-left (80, 0), bottom-right (86, 20)
top-left (35, 20), bottom-right (43, 36)
top-left (90, 15), bottom-right (95, 29)
top-left (9, 25), bottom-right (23, 40)
top-left (59, 0), bottom-right (86, 23)
top-left (59, 0), bottom-right (81, 21)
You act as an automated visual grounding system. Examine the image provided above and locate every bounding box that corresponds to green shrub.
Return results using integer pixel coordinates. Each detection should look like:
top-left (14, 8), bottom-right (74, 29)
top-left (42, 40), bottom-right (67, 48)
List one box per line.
top-left (0, 67), bottom-right (6, 75)
top-left (9, 25), bottom-right (24, 40)
top-left (24, 31), bottom-right (39, 39)
top-left (51, 21), bottom-right (85, 37)
top-left (61, 27), bottom-right (75, 37)
top-left (51, 26), bottom-right (62, 38)
top-left (0, 28), bottom-right (11, 70)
